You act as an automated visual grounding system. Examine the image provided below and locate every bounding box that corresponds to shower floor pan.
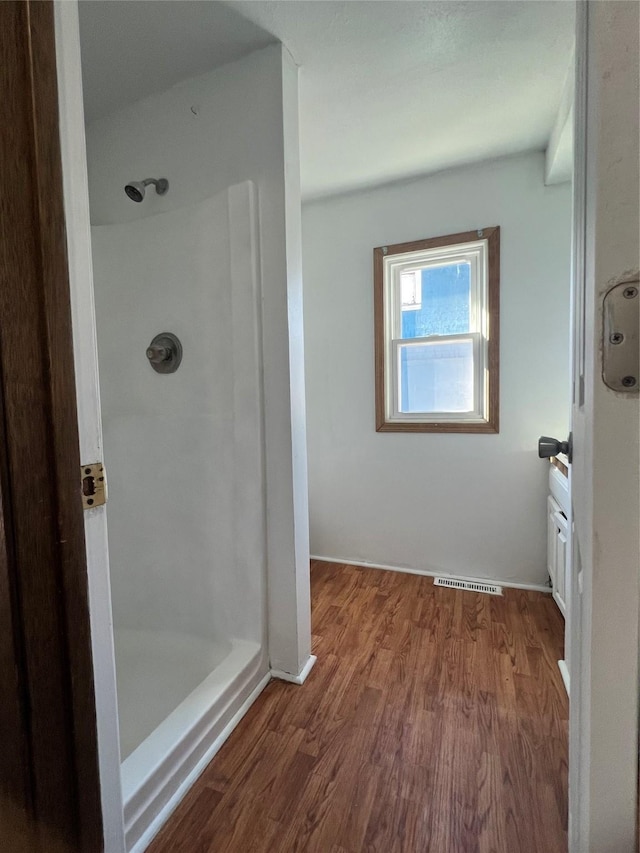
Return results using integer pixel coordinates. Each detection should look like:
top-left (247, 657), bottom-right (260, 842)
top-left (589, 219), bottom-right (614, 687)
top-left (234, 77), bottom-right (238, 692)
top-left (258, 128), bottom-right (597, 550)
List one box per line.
top-left (116, 629), bottom-right (232, 761)
top-left (116, 629), bottom-right (266, 852)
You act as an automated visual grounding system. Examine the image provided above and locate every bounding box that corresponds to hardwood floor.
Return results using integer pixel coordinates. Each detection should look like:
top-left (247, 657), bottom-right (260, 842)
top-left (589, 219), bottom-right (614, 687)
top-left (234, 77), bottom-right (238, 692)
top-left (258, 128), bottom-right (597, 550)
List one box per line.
top-left (149, 561), bottom-right (568, 853)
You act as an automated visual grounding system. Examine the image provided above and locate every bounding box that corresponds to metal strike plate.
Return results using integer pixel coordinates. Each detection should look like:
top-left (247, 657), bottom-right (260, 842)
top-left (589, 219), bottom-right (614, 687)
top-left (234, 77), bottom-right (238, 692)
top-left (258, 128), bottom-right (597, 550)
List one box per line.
top-left (602, 279), bottom-right (639, 391)
top-left (82, 463), bottom-right (107, 510)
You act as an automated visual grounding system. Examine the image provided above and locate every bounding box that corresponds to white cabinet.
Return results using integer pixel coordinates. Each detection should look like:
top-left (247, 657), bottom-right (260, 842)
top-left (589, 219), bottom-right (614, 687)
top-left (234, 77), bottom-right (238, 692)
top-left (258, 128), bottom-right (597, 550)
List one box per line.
top-left (546, 460), bottom-right (571, 694)
top-left (547, 493), bottom-right (568, 616)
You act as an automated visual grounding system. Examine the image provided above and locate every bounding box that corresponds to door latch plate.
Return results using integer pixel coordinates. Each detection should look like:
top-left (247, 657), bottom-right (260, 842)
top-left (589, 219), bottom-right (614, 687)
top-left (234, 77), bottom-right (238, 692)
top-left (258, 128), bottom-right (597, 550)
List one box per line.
top-left (82, 463), bottom-right (107, 510)
top-left (602, 279), bottom-right (639, 392)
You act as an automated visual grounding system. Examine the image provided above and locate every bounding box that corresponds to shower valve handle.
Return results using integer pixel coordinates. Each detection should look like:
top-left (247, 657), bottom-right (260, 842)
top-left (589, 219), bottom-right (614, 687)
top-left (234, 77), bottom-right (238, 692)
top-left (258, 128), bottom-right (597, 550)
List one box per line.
top-left (146, 345), bottom-right (171, 364)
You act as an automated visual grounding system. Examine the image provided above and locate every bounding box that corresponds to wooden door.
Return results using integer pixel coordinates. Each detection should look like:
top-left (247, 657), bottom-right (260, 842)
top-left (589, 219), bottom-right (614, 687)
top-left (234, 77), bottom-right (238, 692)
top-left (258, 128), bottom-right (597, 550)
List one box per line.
top-left (0, 2), bottom-right (102, 851)
top-left (569, 2), bottom-right (639, 850)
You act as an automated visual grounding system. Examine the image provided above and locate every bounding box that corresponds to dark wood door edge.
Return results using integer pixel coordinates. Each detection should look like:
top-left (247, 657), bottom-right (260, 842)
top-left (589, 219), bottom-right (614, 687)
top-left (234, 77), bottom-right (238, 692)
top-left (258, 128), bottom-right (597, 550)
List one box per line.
top-left (0, 2), bottom-right (103, 850)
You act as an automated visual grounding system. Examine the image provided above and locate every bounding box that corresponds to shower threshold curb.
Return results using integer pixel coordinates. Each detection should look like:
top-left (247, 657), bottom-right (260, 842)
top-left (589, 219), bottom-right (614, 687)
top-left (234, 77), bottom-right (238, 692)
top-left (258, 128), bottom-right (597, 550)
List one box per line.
top-left (125, 640), bottom-right (266, 852)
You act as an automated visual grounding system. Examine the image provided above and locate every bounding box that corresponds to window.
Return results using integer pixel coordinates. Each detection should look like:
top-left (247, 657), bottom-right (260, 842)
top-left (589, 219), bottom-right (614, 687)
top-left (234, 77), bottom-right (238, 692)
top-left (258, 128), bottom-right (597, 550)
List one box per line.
top-left (374, 227), bottom-right (499, 433)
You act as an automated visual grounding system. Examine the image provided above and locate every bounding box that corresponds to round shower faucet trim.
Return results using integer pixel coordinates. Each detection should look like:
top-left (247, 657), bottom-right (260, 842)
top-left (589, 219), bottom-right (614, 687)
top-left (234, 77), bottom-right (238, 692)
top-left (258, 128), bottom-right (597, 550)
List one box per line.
top-left (146, 333), bottom-right (183, 373)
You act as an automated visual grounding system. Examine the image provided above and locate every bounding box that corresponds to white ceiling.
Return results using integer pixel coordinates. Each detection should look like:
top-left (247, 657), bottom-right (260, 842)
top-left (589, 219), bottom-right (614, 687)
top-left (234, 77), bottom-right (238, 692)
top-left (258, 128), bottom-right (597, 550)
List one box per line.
top-left (78, 1), bottom-right (275, 123)
top-left (79, 0), bottom-right (575, 200)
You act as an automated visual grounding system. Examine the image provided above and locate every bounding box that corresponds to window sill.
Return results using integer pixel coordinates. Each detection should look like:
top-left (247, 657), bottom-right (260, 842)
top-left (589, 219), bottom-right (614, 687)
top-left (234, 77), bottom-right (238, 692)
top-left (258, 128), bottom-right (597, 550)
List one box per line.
top-left (375, 419), bottom-right (499, 434)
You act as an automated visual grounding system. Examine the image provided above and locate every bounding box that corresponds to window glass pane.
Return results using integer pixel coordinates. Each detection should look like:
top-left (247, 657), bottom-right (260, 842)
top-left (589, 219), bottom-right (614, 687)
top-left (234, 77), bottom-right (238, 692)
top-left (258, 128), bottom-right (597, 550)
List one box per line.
top-left (400, 270), bottom-right (421, 310)
top-left (400, 262), bottom-right (470, 339)
top-left (399, 339), bottom-right (474, 413)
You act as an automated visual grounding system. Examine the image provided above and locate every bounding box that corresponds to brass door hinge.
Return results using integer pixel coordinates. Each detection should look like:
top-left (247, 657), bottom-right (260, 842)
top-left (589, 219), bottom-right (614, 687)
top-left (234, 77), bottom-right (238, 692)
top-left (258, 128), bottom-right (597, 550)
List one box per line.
top-left (82, 463), bottom-right (107, 510)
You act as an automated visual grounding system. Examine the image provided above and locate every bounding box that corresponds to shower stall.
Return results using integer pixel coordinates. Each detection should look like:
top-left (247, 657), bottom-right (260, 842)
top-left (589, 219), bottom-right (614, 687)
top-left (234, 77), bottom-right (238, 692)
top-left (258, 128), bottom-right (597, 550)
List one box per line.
top-left (90, 181), bottom-right (268, 850)
top-left (56, 4), bottom-right (312, 846)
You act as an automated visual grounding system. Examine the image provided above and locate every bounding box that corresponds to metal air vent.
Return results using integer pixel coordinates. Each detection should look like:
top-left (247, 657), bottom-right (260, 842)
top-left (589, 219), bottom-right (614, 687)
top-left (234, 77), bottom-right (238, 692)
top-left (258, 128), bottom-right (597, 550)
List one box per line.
top-left (434, 577), bottom-right (503, 596)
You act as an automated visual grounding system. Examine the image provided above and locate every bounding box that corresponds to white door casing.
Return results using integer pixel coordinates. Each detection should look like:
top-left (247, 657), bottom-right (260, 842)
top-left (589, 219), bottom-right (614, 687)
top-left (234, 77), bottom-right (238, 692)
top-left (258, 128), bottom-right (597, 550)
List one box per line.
top-left (54, 4), bottom-right (126, 850)
top-left (569, 3), bottom-right (639, 851)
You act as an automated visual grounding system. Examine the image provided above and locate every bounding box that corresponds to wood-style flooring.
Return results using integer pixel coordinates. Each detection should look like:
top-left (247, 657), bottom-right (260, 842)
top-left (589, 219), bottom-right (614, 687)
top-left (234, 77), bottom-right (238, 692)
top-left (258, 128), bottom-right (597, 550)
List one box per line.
top-left (149, 560), bottom-right (568, 853)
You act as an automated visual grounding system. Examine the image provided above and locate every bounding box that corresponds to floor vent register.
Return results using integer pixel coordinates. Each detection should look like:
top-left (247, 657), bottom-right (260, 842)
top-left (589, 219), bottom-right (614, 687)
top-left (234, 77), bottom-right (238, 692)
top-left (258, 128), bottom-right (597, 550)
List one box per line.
top-left (434, 577), bottom-right (503, 596)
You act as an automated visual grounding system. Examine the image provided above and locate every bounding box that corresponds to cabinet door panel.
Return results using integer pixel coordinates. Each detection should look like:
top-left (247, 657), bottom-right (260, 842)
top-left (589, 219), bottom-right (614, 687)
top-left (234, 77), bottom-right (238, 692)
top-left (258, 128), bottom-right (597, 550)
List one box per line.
top-left (553, 509), bottom-right (568, 615)
top-left (556, 529), bottom-right (568, 609)
top-left (547, 496), bottom-right (560, 584)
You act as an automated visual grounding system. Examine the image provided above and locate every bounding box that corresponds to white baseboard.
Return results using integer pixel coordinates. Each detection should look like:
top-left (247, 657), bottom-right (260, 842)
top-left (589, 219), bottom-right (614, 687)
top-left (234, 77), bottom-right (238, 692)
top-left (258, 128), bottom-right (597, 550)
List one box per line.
top-left (310, 554), bottom-right (552, 595)
top-left (558, 659), bottom-right (570, 695)
top-left (271, 654), bottom-right (317, 685)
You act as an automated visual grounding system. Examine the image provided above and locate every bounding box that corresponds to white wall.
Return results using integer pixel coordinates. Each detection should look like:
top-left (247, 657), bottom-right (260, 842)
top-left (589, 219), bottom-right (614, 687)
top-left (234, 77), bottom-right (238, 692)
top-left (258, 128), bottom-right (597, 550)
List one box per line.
top-left (303, 152), bottom-right (571, 587)
top-left (85, 46), bottom-right (311, 677)
top-left (269, 51), bottom-right (312, 675)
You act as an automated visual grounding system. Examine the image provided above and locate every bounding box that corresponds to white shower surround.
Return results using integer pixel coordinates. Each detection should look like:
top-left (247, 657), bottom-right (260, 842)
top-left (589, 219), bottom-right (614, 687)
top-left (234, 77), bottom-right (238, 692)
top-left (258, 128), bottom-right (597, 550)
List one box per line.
top-left (85, 41), bottom-right (312, 684)
top-left (92, 181), bottom-right (269, 851)
top-left (92, 184), bottom-right (266, 646)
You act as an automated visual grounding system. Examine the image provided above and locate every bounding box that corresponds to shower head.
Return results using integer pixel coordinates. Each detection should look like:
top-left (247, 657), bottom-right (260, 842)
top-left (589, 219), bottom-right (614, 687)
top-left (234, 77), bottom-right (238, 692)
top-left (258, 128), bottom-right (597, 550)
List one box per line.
top-left (124, 177), bottom-right (169, 203)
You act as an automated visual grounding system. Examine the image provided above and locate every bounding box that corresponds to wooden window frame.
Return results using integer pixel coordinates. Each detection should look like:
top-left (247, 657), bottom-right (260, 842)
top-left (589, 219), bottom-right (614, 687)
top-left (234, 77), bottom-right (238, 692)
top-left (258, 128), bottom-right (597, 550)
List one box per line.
top-left (374, 226), bottom-right (500, 433)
